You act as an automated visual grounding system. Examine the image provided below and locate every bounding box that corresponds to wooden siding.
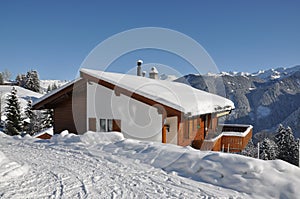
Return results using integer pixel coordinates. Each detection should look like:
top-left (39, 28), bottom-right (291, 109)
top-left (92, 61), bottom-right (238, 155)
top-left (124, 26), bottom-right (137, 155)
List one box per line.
top-left (178, 116), bottom-right (206, 147)
top-left (112, 119), bottom-right (121, 132)
top-left (88, 118), bottom-right (96, 131)
top-left (212, 137), bottom-right (222, 151)
top-left (53, 81), bottom-right (87, 134)
top-left (221, 128), bottom-right (253, 152)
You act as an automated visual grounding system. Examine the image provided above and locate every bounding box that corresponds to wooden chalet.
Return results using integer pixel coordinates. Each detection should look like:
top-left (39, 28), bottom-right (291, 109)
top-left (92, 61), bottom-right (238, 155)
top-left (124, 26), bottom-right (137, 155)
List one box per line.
top-left (33, 68), bottom-right (252, 152)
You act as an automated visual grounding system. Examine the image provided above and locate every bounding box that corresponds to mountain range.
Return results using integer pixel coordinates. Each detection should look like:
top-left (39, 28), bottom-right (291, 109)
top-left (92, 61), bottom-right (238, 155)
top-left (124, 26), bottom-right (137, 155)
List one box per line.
top-left (175, 65), bottom-right (300, 138)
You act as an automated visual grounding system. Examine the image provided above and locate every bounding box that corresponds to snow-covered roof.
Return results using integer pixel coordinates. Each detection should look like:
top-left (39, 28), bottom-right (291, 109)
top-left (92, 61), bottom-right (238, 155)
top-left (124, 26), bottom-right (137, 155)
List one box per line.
top-left (81, 68), bottom-right (234, 116)
top-left (33, 127), bottom-right (54, 138)
top-left (32, 78), bottom-right (82, 108)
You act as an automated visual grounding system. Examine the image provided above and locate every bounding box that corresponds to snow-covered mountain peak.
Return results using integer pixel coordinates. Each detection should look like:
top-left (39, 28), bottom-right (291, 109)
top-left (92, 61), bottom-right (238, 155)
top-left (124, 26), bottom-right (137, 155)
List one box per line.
top-left (250, 65), bottom-right (300, 81)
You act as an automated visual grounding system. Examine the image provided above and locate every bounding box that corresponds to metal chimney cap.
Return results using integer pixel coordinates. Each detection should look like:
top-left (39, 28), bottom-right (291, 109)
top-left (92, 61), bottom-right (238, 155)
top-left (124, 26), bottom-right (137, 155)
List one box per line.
top-left (137, 60), bottom-right (143, 66)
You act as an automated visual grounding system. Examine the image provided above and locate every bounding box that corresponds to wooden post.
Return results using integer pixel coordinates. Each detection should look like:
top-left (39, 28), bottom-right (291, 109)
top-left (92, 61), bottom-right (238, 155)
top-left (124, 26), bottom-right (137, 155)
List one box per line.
top-left (162, 125), bottom-right (167, 143)
top-left (257, 142), bottom-right (260, 159)
top-left (222, 144), bottom-right (224, 152)
top-left (227, 144), bottom-right (230, 153)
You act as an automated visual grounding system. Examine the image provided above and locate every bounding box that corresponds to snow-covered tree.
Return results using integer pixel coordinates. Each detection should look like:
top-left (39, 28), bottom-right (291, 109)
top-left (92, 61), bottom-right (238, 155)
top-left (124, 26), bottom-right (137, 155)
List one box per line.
top-left (41, 109), bottom-right (53, 129)
top-left (25, 70), bottom-right (40, 92)
top-left (0, 73), bottom-right (3, 84)
top-left (15, 74), bottom-right (26, 87)
top-left (5, 87), bottom-right (22, 135)
top-left (24, 99), bottom-right (42, 135)
top-left (51, 83), bottom-right (58, 90)
top-left (259, 138), bottom-right (278, 160)
top-left (275, 125), bottom-right (298, 166)
top-left (46, 83), bottom-right (58, 93)
top-left (241, 139), bottom-right (257, 158)
top-left (1, 69), bottom-right (11, 81)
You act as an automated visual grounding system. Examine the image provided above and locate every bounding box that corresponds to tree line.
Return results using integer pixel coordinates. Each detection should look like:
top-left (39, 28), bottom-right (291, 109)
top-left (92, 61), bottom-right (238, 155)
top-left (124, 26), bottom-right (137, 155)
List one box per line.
top-left (3, 86), bottom-right (53, 136)
top-left (242, 125), bottom-right (299, 166)
top-left (1, 69), bottom-right (56, 136)
top-left (0, 69), bottom-right (40, 92)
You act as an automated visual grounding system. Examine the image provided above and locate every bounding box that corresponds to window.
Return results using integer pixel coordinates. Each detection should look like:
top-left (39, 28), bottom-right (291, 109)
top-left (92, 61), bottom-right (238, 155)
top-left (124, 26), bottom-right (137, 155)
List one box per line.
top-left (107, 119), bottom-right (113, 131)
top-left (100, 119), bottom-right (114, 132)
top-left (100, 119), bottom-right (106, 132)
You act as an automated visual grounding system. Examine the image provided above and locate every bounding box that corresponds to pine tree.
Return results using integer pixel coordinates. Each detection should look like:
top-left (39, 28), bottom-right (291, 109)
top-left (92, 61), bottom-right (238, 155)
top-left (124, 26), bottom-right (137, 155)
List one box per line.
top-left (296, 138), bottom-right (300, 167)
top-left (260, 138), bottom-right (278, 160)
top-left (47, 85), bottom-right (51, 93)
top-left (25, 70), bottom-right (40, 92)
top-left (51, 83), bottom-right (58, 90)
top-left (0, 73), bottom-right (3, 85)
top-left (24, 99), bottom-right (45, 135)
top-left (275, 125), bottom-right (298, 166)
top-left (41, 109), bottom-right (53, 129)
top-left (5, 87), bottom-right (22, 135)
top-left (15, 74), bottom-right (26, 87)
top-left (241, 139), bottom-right (257, 158)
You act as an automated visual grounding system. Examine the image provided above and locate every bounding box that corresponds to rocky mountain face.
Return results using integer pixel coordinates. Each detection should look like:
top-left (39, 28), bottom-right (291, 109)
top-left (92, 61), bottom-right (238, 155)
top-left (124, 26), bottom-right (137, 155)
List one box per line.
top-left (175, 66), bottom-right (300, 137)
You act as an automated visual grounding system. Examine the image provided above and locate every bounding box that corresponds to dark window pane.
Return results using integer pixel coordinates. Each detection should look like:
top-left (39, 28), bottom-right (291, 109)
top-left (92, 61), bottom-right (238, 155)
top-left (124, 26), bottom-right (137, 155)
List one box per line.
top-left (108, 119), bottom-right (113, 131)
top-left (100, 119), bottom-right (106, 132)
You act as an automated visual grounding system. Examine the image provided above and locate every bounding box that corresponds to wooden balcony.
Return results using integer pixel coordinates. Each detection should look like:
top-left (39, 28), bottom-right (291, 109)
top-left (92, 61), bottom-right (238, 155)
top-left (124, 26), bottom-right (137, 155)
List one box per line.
top-left (200, 124), bottom-right (253, 152)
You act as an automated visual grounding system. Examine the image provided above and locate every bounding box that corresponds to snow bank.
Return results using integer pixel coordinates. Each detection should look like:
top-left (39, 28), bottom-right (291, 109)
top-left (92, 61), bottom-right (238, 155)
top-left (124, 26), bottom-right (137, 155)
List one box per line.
top-left (80, 131), bottom-right (124, 145)
top-left (98, 139), bottom-right (300, 198)
top-left (0, 151), bottom-right (29, 182)
top-left (49, 130), bottom-right (124, 145)
top-left (2, 131), bottom-right (299, 198)
top-left (51, 131), bottom-right (299, 199)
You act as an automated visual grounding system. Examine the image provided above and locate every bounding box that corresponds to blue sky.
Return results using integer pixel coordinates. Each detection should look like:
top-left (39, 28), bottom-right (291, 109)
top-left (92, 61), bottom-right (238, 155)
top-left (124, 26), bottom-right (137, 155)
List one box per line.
top-left (0, 0), bottom-right (299, 80)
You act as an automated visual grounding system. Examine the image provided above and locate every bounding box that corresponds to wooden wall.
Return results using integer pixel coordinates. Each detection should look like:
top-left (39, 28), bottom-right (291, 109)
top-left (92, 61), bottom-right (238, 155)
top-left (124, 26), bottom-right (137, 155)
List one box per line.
top-left (53, 82), bottom-right (87, 134)
top-left (177, 116), bottom-right (205, 147)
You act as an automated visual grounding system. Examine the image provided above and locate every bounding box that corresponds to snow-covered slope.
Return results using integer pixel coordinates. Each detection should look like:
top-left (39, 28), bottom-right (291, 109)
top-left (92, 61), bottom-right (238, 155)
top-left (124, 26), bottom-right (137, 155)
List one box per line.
top-left (1, 131), bottom-right (299, 198)
top-left (0, 86), bottom-right (42, 120)
top-left (40, 80), bottom-right (69, 93)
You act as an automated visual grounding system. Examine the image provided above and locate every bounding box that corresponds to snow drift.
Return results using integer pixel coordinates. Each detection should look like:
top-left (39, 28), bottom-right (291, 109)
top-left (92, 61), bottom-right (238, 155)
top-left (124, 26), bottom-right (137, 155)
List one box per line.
top-left (49, 131), bottom-right (300, 198)
top-left (1, 131), bottom-right (300, 198)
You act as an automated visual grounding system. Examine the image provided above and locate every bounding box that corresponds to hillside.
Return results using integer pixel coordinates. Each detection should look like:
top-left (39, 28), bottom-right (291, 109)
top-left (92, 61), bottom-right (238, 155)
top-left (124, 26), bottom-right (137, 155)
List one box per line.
top-left (1, 131), bottom-right (300, 198)
top-left (0, 86), bottom-right (42, 121)
top-left (39, 80), bottom-right (69, 93)
top-left (175, 65), bottom-right (300, 137)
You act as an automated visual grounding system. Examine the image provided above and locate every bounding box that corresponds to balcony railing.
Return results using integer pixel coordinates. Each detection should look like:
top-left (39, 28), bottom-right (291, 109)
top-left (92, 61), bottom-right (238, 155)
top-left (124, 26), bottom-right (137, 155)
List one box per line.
top-left (200, 124), bottom-right (253, 152)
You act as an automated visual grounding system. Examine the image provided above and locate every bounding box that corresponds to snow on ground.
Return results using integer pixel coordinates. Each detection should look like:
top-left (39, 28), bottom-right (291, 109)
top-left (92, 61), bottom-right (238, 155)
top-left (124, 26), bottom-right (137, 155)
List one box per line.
top-left (0, 133), bottom-right (29, 183)
top-left (1, 131), bottom-right (300, 198)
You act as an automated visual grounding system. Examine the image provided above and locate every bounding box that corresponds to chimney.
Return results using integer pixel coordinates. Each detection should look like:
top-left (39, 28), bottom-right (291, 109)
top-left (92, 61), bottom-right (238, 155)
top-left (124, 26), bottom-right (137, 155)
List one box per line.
top-left (142, 71), bottom-right (146, 77)
top-left (149, 67), bottom-right (159, 79)
top-left (137, 60), bottom-right (143, 76)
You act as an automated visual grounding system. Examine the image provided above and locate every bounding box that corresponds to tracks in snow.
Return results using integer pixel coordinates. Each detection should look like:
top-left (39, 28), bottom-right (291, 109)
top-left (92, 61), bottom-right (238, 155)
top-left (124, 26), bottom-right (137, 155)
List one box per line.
top-left (0, 137), bottom-right (244, 198)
